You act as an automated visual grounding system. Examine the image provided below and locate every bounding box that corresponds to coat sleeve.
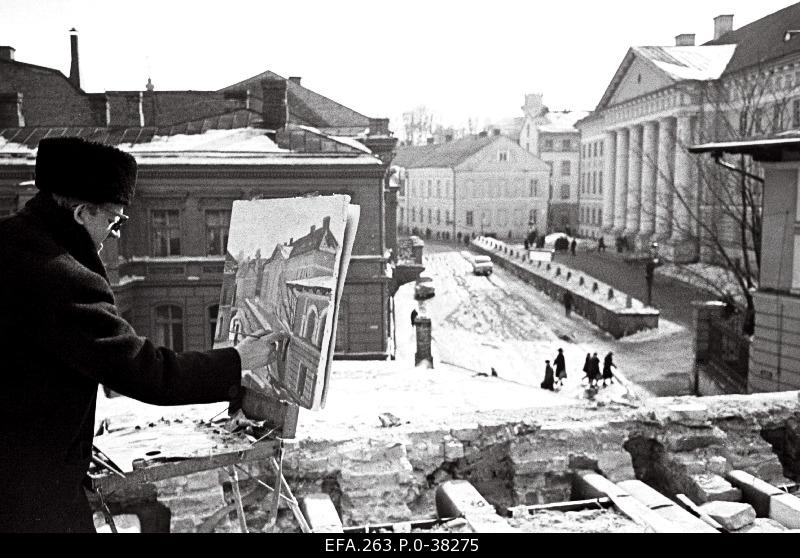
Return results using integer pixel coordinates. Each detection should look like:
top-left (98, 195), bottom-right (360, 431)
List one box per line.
top-left (35, 254), bottom-right (242, 406)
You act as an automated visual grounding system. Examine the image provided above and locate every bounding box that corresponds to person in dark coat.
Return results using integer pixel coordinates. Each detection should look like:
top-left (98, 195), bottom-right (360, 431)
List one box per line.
top-left (591, 352), bottom-right (602, 386)
top-left (411, 308), bottom-right (419, 326)
top-left (570, 238), bottom-right (577, 256)
top-left (553, 348), bottom-right (567, 388)
top-left (563, 291), bottom-right (574, 317)
top-left (597, 237), bottom-right (606, 252)
top-left (581, 353), bottom-right (592, 385)
top-left (540, 360), bottom-right (555, 391)
top-left (0, 138), bottom-right (287, 533)
top-left (602, 352), bottom-right (618, 387)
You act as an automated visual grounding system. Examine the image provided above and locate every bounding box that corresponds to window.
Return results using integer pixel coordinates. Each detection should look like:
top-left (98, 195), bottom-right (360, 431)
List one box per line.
top-left (411, 207), bottom-right (416, 222)
top-left (560, 184), bottom-right (570, 199)
top-left (498, 150), bottom-right (509, 162)
top-left (205, 209), bottom-right (230, 256)
top-left (598, 209), bottom-right (603, 224)
top-left (591, 208), bottom-right (596, 224)
top-left (561, 161), bottom-right (571, 176)
top-left (529, 208), bottom-right (536, 225)
top-left (544, 139), bottom-right (553, 151)
top-left (600, 141), bottom-right (604, 156)
top-left (592, 172), bottom-right (597, 194)
top-left (593, 143), bottom-right (598, 157)
top-left (154, 305), bottom-right (183, 351)
top-left (436, 180), bottom-right (441, 198)
top-left (794, 99), bottom-right (800, 128)
top-left (208, 304), bottom-right (219, 347)
top-left (427, 180), bottom-right (432, 198)
top-left (739, 112), bottom-right (748, 135)
top-left (151, 209), bottom-right (181, 256)
top-left (297, 364), bottom-right (308, 396)
top-left (445, 180), bottom-right (451, 198)
top-left (399, 207), bottom-right (404, 223)
top-left (436, 209), bottom-right (441, 225)
top-left (428, 209), bottom-right (432, 224)
top-left (561, 139), bottom-right (570, 151)
top-left (466, 210), bottom-right (474, 226)
top-left (530, 179), bottom-right (539, 197)
top-left (303, 306), bottom-right (318, 343)
top-left (445, 210), bottom-right (450, 224)
top-left (599, 171), bottom-right (603, 195)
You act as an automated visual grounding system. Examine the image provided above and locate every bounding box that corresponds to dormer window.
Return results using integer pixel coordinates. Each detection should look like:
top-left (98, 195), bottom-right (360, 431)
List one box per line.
top-left (498, 150), bottom-right (509, 162)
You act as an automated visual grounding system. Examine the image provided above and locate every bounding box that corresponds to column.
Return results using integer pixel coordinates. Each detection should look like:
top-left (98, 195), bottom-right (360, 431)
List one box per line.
top-left (655, 117), bottom-right (675, 240)
top-left (638, 120), bottom-right (658, 242)
top-left (612, 128), bottom-right (629, 234)
top-left (602, 131), bottom-right (616, 232)
top-left (624, 124), bottom-right (642, 236)
top-left (670, 115), bottom-right (694, 243)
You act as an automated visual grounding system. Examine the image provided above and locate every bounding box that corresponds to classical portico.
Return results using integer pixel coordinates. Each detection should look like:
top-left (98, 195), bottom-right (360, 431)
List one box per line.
top-left (600, 96), bottom-right (699, 261)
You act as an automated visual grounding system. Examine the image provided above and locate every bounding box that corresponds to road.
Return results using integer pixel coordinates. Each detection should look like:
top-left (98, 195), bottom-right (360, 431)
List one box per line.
top-left (410, 241), bottom-right (696, 397)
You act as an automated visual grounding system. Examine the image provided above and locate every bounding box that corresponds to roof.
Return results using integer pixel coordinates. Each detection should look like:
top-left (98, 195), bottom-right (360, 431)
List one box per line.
top-left (286, 276), bottom-right (335, 291)
top-left (538, 110), bottom-right (592, 133)
top-left (219, 71), bottom-right (370, 130)
top-left (632, 45), bottom-right (736, 81)
top-left (390, 135), bottom-right (497, 168)
top-left (704, 3), bottom-right (800, 75)
top-left (290, 218), bottom-right (339, 257)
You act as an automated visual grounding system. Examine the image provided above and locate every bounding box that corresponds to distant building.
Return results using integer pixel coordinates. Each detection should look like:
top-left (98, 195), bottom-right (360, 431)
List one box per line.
top-left (393, 133), bottom-right (551, 241)
top-left (0, 33), bottom-right (410, 360)
top-left (519, 94), bottom-right (589, 235)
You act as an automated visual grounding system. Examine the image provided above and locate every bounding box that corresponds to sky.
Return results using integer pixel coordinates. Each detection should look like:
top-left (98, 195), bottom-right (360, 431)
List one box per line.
top-left (1, 0), bottom-right (798, 134)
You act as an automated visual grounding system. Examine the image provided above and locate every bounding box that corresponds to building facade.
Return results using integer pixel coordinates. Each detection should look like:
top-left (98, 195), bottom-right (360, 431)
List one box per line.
top-left (394, 134), bottom-right (551, 241)
top-left (519, 94), bottom-right (588, 235)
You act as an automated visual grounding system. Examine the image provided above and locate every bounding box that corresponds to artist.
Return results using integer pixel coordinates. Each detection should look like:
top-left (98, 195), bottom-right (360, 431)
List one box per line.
top-left (0, 137), bottom-right (286, 533)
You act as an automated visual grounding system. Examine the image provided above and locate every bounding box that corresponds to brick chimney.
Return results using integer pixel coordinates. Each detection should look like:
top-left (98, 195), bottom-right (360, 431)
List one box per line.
top-left (0, 92), bottom-right (24, 127)
top-left (492, 128), bottom-right (501, 136)
top-left (0, 46), bottom-right (15, 61)
top-left (675, 33), bottom-right (695, 46)
top-left (427, 137), bottom-right (435, 144)
top-left (288, 76), bottom-right (302, 85)
top-left (261, 79), bottom-right (288, 131)
top-left (368, 117), bottom-right (390, 137)
top-left (714, 14), bottom-right (734, 40)
top-left (69, 28), bottom-right (81, 89)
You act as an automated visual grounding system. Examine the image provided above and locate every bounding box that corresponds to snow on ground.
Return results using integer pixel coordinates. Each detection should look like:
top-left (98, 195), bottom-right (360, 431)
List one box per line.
top-left (657, 262), bottom-right (753, 300)
top-left (616, 318), bottom-right (685, 343)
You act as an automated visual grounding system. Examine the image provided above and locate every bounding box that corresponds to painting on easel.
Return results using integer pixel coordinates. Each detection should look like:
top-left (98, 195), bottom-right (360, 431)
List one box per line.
top-left (213, 195), bottom-right (359, 410)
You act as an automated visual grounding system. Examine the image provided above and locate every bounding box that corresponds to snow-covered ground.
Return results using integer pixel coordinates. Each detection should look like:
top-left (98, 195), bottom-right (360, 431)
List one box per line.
top-left (656, 262), bottom-right (755, 301)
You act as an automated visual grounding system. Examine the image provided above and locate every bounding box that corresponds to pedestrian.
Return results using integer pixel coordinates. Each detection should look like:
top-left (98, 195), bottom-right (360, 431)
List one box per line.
top-left (491, 367), bottom-right (499, 378)
top-left (591, 352), bottom-right (602, 387)
top-left (540, 360), bottom-right (555, 391)
top-left (602, 351), bottom-right (618, 387)
top-left (0, 137), bottom-right (289, 533)
top-left (554, 348), bottom-right (567, 388)
top-left (411, 308), bottom-right (418, 326)
top-left (524, 239), bottom-right (530, 250)
top-left (570, 238), bottom-right (577, 256)
top-left (598, 237), bottom-right (606, 252)
top-left (563, 291), bottom-right (574, 317)
top-left (581, 353), bottom-right (592, 385)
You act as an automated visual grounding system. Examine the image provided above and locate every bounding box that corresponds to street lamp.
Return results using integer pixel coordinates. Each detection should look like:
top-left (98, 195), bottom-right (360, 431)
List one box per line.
top-left (645, 242), bottom-right (661, 307)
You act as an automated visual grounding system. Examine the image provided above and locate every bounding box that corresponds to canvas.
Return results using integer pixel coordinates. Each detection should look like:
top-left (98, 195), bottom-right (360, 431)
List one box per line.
top-left (213, 195), bottom-right (359, 411)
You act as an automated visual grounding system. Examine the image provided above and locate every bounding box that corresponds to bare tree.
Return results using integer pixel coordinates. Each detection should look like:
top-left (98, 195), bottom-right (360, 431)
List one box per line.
top-left (632, 61), bottom-right (791, 334)
top-left (401, 105), bottom-right (435, 146)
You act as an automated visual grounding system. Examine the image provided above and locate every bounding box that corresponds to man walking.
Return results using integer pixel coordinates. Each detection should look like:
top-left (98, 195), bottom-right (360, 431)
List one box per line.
top-left (0, 137), bottom-right (287, 532)
top-left (554, 348), bottom-right (567, 388)
top-left (602, 352), bottom-right (618, 387)
top-left (570, 238), bottom-right (577, 257)
top-left (563, 291), bottom-right (574, 317)
top-left (541, 360), bottom-right (555, 391)
top-left (591, 352), bottom-right (602, 387)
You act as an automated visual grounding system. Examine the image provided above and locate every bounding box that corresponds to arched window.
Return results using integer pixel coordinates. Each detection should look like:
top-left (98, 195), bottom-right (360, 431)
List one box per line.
top-left (154, 304), bottom-right (184, 351)
top-left (303, 306), bottom-right (319, 343)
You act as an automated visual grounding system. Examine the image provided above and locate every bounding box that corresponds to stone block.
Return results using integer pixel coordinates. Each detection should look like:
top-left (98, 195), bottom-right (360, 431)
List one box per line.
top-left (690, 474), bottom-right (742, 503)
top-left (185, 470), bottom-right (224, 492)
top-left (597, 450), bottom-right (636, 482)
top-left (668, 403), bottom-right (709, 423)
top-left (661, 426), bottom-right (727, 452)
top-left (732, 518), bottom-right (788, 533)
top-left (299, 493), bottom-right (343, 533)
top-left (435, 480), bottom-right (518, 532)
top-left (707, 456), bottom-right (729, 476)
top-left (699, 501), bottom-right (756, 531)
top-left (442, 438), bottom-right (465, 461)
top-left (770, 493), bottom-right (800, 529)
top-left (726, 470), bottom-right (783, 517)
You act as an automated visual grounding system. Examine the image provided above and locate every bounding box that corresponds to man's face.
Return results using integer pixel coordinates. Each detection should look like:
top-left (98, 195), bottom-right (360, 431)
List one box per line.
top-left (75, 203), bottom-right (128, 252)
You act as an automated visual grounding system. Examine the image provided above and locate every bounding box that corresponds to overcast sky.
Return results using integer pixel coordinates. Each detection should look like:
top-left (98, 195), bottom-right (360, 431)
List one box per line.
top-left (1, 0), bottom-right (797, 132)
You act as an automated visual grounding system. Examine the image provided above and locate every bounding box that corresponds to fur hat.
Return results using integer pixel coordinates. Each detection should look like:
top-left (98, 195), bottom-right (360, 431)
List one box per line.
top-left (35, 137), bottom-right (137, 205)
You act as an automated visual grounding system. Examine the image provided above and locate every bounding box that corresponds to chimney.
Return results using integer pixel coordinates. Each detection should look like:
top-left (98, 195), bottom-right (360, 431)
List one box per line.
top-left (69, 28), bottom-right (81, 89)
top-left (492, 128), bottom-right (501, 136)
top-left (0, 92), bottom-right (24, 127)
top-left (261, 79), bottom-right (288, 131)
top-left (288, 76), bottom-right (302, 85)
top-left (310, 224), bottom-right (316, 235)
top-left (323, 216), bottom-right (331, 230)
top-left (523, 93), bottom-right (544, 116)
top-left (0, 46), bottom-right (15, 61)
top-left (675, 33), bottom-right (695, 46)
top-left (427, 137), bottom-right (435, 144)
top-left (445, 133), bottom-right (453, 142)
top-left (478, 130), bottom-right (488, 137)
top-left (714, 14), bottom-right (734, 40)
top-left (368, 117), bottom-right (390, 137)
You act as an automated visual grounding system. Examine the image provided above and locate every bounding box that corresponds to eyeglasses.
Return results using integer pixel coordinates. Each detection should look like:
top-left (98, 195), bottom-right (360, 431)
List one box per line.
top-left (97, 207), bottom-right (129, 233)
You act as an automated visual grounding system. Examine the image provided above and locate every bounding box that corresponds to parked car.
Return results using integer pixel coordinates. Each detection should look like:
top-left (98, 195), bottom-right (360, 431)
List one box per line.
top-left (472, 256), bottom-right (493, 276)
top-left (414, 275), bottom-right (436, 300)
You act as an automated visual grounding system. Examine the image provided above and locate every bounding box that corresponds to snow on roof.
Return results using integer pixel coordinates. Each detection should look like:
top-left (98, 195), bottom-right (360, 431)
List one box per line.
top-left (538, 111), bottom-right (592, 133)
top-left (286, 275), bottom-right (335, 291)
top-left (295, 125), bottom-right (372, 154)
top-left (127, 128), bottom-right (287, 153)
top-left (633, 44), bottom-right (736, 81)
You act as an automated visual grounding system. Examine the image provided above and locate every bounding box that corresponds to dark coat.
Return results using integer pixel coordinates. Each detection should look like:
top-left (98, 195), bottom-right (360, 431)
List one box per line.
top-left (554, 353), bottom-right (566, 378)
top-left (541, 364), bottom-right (555, 390)
top-left (603, 353), bottom-right (616, 379)
top-left (590, 356), bottom-right (601, 380)
top-left (0, 194), bottom-right (242, 533)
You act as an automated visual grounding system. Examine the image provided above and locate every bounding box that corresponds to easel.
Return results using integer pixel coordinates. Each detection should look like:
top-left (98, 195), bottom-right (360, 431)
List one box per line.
top-left (89, 392), bottom-right (311, 533)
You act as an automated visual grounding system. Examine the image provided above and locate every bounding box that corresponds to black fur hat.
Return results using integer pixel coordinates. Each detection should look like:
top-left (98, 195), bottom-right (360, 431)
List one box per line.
top-left (35, 137), bottom-right (137, 205)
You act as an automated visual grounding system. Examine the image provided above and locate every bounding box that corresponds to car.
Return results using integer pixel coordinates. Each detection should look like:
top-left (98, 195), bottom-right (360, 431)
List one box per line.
top-left (472, 256), bottom-right (493, 276)
top-left (414, 275), bottom-right (436, 300)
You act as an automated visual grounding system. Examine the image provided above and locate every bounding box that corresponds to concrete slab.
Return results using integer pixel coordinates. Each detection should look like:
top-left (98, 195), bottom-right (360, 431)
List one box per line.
top-left (691, 474), bottom-right (742, 503)
top-left (299, 493), bottom-right (344, 533)
top-left (667, 403), bottom-right (709, 423)
top-left (726, 470), bottom-right (784, 517)
top-left (618, 480), bottom-right (718, 533)
top-left (732, 518), bottom-right (788, 533)
top-left (699, 501), bottom-right (756, 531)
top-left (770, 493), bottom-right (800, 529)
top-left (435, 480), bottom-right (518, 533)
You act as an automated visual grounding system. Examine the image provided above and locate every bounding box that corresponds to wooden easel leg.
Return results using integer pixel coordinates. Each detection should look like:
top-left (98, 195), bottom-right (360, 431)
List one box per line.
top-left (269, 440), bottom-right (284, 532)
top-left (96, 487), bottom-right (118, 533)
top-left (227, 466), bottom-right (249, 533)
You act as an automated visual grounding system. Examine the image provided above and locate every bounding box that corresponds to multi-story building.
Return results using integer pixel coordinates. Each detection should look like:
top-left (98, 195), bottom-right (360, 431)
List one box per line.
top-left (519, 94), bottom-right (588, 234)
top-left (394, 132), bottom-right (551, 241)
top-left (577, 114), bottom-right (606, 239)
top-left (0, 33), bottom-right (408, 360)
top-left (576, 6), bottom-right (800, 262)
